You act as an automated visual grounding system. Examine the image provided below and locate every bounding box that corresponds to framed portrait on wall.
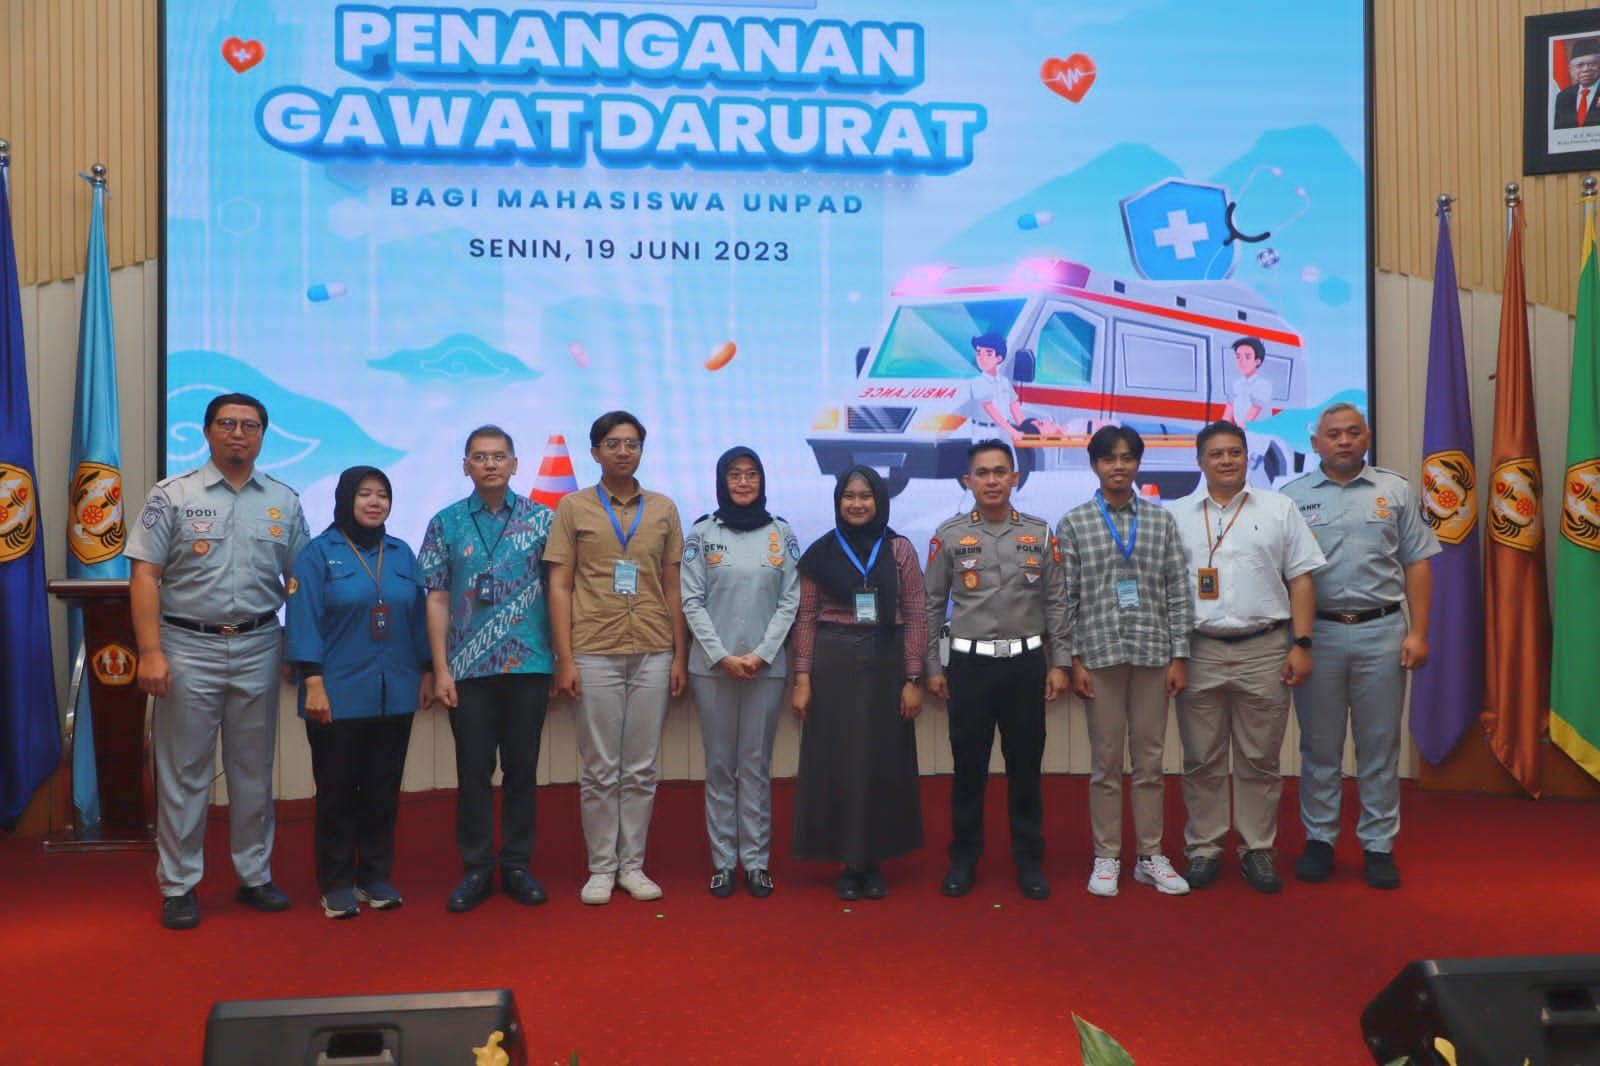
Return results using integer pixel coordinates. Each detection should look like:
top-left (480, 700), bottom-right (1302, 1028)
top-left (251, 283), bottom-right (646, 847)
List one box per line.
top-left (1525, 8), bottom-right (1600, 174)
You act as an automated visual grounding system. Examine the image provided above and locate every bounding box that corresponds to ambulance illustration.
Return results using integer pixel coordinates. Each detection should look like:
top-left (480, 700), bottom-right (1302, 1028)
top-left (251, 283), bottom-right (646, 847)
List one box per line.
top-left (806, 179), bottom-right (1310, 498)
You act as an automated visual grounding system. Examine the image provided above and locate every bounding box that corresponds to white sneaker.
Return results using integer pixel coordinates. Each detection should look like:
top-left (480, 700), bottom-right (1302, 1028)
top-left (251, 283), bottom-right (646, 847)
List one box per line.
top-left (1134, 854), bottom-right (1191, 896)
top-left (1087, 857), bottom-right (1120, 897)
top-left (616, 868), bottom-right (663, 901)
top-left (580, 873), bottom-right (615, 905)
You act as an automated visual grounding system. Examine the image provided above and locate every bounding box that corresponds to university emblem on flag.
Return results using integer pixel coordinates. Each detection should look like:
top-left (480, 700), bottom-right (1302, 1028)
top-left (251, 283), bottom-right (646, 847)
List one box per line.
top-left (1560, 459), bottom-right (1600, 552)
top-left (68, 461), bottom-right (126, 565)
top-left (90, 644), bottom-right (137, 687)
top-left (1421, 450), bottom-right (1478, 545)
top-left (0, 462), bottom-right (38, 562)
top-left (1488, 459), bottom-right (1544, 552)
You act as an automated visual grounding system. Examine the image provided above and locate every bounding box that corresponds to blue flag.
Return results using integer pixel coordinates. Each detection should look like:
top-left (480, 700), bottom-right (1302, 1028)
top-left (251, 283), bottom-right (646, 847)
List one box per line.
top-left (65, 177), bottom-right (129, 827)
top-left (1409, 203), bottom-right (1485, 766)
top-left (0, 157), bottom-right (63, 828)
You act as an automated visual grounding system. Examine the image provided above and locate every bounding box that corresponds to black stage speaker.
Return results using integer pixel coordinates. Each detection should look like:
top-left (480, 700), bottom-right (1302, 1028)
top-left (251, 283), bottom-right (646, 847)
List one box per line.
top-left (203, 989), bottom-right (525, 1066)
top-left (1362, 956), bottom-right (1600, 1065)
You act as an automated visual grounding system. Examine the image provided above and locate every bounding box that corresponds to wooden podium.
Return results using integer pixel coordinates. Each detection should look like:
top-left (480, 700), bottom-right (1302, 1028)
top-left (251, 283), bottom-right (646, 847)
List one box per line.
top-left (45, 578), bottom-right (155, 850)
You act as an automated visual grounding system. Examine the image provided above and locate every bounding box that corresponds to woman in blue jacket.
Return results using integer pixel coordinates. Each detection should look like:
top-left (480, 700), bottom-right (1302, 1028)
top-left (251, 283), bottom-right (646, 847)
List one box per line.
top-left (287, 466), bottom-right (432, 919)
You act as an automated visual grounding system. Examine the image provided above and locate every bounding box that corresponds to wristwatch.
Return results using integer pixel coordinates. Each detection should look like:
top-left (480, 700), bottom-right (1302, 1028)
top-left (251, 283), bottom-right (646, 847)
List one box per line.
top-left (905, 674), bottom-right (924, 686)
top-left (1292, 635), bottom-right (1313, 649)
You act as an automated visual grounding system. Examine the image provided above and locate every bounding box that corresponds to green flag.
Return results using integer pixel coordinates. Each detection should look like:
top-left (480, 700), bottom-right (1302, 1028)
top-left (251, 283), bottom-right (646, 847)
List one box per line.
top-left (1551, 208), bottom-right (1600, 780)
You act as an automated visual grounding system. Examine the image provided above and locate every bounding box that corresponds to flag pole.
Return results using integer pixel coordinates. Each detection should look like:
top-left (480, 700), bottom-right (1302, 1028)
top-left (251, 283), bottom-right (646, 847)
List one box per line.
top-left (1438, 192), bottom-right (1454, 215)
top-left (1506, 182), bottom-right (1520, 238)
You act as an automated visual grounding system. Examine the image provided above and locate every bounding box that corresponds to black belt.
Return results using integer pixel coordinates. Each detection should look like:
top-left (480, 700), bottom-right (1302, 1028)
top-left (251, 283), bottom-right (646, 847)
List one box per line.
top-left (1317, 603), bottom-right (1403, 625)
top-left (1195, 619), bottom-right (1285, 644)
top-left (163, 613), bottom-right (277, 636)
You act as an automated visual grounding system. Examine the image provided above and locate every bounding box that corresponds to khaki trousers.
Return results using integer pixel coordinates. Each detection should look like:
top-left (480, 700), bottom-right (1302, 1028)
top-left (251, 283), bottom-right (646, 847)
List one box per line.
top-left (1084, 664), bottom-right (1171, 858)
top-left (1176, 631), bottom-right (1292, 859)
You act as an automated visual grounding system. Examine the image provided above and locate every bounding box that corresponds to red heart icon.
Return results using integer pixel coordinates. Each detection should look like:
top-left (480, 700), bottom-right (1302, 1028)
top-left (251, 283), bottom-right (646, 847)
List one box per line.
top-left (1040, 54), bottom-right (1096, 103)
top-left (222, 37), bottom-right (265, 74)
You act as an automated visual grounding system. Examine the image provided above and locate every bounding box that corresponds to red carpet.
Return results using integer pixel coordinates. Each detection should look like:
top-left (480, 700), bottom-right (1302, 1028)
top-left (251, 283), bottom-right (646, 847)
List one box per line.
top-left (3, 776), bottom-right (1597, 1064)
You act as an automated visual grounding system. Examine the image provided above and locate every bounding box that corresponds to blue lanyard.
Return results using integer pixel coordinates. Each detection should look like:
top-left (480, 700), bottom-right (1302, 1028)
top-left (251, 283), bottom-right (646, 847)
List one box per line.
top-left (1095, 491), bottom-right (1138, 563)
top-left (833, 529), bottom-right (884, 584)
top-left (599, 487), bottom-right (644, 552)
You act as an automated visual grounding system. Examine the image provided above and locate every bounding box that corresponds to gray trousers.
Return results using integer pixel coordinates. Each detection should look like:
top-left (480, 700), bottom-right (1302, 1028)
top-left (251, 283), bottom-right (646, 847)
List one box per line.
top-left (573, 652), bottom-right (672, 875)
top-left (689, 673), bottom-right (785, 871)
top-left (153, 622), bottom-right (282, 896)
top-left (1293, 611), bottom-right (1407, 852)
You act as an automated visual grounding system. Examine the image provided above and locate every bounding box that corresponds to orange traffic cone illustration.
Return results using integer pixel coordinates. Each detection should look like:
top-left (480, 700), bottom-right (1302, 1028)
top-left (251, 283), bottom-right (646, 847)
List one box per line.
top-left (530, 435), bottom-right (578, 509)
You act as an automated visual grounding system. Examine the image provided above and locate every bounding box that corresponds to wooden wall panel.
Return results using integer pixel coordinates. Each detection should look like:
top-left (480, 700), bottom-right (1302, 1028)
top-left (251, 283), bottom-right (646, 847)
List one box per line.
top-left (0, 0), bottom-right (158, 283)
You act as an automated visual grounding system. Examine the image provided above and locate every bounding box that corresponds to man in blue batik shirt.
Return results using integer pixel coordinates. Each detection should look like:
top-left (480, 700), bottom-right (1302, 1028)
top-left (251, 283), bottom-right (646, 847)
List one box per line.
top-left (418, 425), bottom-right (556, 914)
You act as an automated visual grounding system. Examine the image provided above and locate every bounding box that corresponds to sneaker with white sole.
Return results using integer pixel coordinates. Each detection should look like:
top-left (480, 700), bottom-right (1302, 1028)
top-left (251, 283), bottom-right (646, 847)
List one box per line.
top-left (580, 873), bottom-right (615, 906)
top-left (1133, 854), bottom-right (1191, 896)
top-left (616, 868), bottom-right (663, 901)
top-left (320, 887), bottom-right (360, 920)
top-left (1087, 857), bottom-right (1120, 897)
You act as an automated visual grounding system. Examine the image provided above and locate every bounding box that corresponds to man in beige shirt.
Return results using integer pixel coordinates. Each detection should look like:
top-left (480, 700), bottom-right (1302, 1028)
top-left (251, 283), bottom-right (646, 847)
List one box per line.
top-left (547, 411), bottom-right (687, 905)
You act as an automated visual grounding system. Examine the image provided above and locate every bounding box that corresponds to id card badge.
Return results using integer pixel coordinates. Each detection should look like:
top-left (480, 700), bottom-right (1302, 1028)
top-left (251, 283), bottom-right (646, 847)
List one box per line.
top-left (854, 590), bottom-right (879, 624)
top-left (613, 558), bottom-right (640, 595)
top-left (475, 571), bottom-right (497, 603)
top-left (370, 604), bottom-right (392, 639)
top-left (1115, 577), bottom-right (1141, 609)
top-left (1197, 567), bottom-right (1219, 600)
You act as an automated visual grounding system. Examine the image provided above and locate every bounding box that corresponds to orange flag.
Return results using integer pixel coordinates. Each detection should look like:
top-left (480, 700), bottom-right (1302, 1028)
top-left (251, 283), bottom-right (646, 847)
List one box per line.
top-left (1482, 196), bottom-right (1552, 796)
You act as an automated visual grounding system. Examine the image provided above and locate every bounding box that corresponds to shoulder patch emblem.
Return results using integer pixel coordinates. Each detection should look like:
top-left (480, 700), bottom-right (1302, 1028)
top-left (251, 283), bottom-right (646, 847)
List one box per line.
top-left (927, 536), bottom-right (942, 565)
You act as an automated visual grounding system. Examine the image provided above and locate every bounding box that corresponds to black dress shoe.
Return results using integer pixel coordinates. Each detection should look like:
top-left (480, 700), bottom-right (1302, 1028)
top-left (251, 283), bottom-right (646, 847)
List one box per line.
top-left (860, 867), bottom-right (888, 900)
top-left (1240, 849), bottom-right (1282, 895)
top-left (501, 867), bottom-right (548, 906)
top-left (161, 890), bottom-right (200, 930)
top-left (835, 868), bottom-right (863, 901)
top-left (745, 869), bottom-right (774, 898)
top-left (235, 881), bottom-right (291, 912)
top-left (1363, 850), bottom-right (1402, 890)
top-left (1295, 840), bottom-right (1335, 883)
top-left (1184, 855), bottom-right (1220, 890)
top-left (709, 869), bottom-right (736, 898)
top-left (941, 860), bottom-right (976, 898)
top-left (446, 871), bottom-right (493, 913)
top-left (1016, 860), bottom-right (1051, 901)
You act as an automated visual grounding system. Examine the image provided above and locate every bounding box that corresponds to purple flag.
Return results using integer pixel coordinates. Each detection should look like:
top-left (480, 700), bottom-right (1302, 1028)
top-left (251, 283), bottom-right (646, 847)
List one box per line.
top-left (1410, 203), bottom-right (1485, 766)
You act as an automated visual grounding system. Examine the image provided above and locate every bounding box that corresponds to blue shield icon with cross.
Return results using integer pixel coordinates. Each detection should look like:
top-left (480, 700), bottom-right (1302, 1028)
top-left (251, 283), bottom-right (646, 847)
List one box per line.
top-left (1120, 179), bottom-right (1236, 282)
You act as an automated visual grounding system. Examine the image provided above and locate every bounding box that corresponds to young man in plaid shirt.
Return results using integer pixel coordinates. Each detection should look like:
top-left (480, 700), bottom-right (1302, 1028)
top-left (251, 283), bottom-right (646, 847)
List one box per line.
top-left (1058, 426), bottom-right (1193, 898)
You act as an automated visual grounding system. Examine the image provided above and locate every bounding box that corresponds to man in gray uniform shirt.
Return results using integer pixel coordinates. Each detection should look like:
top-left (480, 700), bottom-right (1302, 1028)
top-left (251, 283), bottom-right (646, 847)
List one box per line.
top-left (924, 439), bottom-right (1069, 900)
top-left (128, 393), bottom-right (308, 930)
top-left (1281, 403), bottom-right (1438, 890)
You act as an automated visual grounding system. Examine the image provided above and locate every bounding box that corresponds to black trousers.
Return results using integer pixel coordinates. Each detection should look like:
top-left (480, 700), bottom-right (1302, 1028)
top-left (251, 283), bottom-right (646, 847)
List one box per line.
top-left (449, 673), bottom-right (550, 876)
top-left (304, 712), bottom-right (414, 893)
top-left (945, 647), bottom-right (1047, 864)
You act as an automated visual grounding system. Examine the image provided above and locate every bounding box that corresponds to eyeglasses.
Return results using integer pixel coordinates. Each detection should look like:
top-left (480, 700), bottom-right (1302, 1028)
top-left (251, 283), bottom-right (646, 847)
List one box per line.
top-left (600, 439), bottom-right (643, 453)
top-left (212, 418), bottom-right (263, 436)
top-left (468, 452), bottom-right (512, 465)
top-left (726, 471), bottom-right (761, 484)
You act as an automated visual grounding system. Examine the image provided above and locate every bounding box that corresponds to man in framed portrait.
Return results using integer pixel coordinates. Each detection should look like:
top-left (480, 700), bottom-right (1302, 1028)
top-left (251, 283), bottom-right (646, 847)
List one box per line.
top-left (1554, 38), bottom-right (1600, 129)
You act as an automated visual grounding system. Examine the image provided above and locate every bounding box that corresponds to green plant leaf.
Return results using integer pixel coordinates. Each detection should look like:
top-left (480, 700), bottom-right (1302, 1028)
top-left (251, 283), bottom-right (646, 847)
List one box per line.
top-left (1073, 1014), bottom-right (1137, 1066)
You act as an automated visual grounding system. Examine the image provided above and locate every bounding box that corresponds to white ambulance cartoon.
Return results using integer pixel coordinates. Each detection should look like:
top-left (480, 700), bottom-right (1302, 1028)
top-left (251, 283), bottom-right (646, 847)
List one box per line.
top-left (805, 255), bottom-right (1307, 499)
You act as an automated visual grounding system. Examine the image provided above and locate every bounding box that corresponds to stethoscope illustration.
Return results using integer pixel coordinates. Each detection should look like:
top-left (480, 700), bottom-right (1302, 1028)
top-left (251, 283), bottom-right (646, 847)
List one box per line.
top-left (1205, 166), bottom-right (1311, 278)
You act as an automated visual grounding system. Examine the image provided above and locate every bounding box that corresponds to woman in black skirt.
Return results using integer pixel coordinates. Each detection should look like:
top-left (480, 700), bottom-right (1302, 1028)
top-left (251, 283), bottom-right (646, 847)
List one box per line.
top-left (790, 466), bottom-right (927, 900)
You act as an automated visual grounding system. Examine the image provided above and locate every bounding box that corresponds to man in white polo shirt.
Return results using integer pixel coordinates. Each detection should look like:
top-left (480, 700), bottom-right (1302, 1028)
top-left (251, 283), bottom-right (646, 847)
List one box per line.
top-left (1170, 421), bottom-right (1323, 894)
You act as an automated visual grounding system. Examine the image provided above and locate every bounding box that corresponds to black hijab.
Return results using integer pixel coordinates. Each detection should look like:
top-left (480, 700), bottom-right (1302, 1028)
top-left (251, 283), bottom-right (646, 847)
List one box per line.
top-left (329, 465), bottom-right (391, 550)
top-left (713, 446), bottom-right (772, 532)
top-left (798, 466), bottom-right (900, 636)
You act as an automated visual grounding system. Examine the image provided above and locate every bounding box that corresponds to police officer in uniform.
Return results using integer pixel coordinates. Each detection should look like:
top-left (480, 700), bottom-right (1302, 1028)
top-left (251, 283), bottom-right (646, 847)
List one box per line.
top-left (1281, 403), bottom-right (1438, 890)
top-left (129, 393), bottom-right (308, 930)
top-left (924, 439), bottom-right (1069, 899)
